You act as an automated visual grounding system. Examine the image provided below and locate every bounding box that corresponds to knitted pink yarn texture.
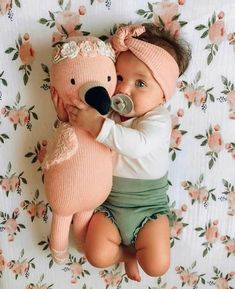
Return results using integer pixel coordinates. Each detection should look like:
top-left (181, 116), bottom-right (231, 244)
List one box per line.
top-left (44, 127), bottom-right (112, 216)
top-left (44, 126), bottom-right (113, 256)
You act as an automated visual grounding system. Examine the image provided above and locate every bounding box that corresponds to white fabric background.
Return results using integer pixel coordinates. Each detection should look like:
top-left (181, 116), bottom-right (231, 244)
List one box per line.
top-left (0, 1), bottom-right (235, 288)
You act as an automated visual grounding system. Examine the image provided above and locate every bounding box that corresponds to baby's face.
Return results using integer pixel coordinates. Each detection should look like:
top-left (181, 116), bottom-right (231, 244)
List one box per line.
top-left (115, 51), bottom-right (164, 117)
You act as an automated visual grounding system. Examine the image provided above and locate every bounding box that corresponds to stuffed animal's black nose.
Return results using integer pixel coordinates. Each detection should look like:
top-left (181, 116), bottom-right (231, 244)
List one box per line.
top-left (85, 86), bottom-right (111, 115)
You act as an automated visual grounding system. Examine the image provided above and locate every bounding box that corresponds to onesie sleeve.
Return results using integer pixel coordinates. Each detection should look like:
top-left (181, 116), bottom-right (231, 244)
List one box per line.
top-left (96, 107), bottom-right (171, 159)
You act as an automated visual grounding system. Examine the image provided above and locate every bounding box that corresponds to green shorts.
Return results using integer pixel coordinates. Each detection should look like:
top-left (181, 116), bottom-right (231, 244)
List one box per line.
top-left (95, 174), bottom-right (172, 246)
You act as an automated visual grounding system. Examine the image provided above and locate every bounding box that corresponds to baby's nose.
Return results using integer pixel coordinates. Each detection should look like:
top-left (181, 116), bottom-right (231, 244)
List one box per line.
top-left (116, 81), bottom-right (131, 95)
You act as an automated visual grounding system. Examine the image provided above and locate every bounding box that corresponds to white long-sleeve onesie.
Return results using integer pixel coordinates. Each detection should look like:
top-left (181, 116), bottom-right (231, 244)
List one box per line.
top-left (96, 105), bottom-right (172, 180)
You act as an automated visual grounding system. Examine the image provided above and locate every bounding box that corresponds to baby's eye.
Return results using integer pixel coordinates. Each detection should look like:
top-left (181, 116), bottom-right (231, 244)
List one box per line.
top-left (135, 79), bottom-right (146, 88)
top-left (117, 75), bottom-right (123, 81)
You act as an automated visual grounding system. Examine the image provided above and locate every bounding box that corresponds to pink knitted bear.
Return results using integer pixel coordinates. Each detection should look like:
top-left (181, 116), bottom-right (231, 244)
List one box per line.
top-left (43, 36), bottom-right (116, 264)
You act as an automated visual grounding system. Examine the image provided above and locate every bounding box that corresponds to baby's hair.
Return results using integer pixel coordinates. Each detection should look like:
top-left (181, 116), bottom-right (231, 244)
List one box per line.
top-left (136, 23), bottom-right (191, 76)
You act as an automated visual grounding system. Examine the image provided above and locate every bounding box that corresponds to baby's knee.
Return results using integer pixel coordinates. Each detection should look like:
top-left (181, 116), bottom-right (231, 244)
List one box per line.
top-left (85, 245), bottom-right (111, 268)
top-left (148, 261), bottom-right (169, 277)
top-left (85, 249), bottom-right (104, 268)
top-left (139, 255), bottom-right (170, 277)
top-left (143, 260), bottom-right (170, 277)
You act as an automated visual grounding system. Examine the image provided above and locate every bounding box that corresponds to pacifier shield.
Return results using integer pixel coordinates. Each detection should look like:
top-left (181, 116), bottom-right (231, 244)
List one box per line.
top-left (111, 94), bottom-right (134, 115)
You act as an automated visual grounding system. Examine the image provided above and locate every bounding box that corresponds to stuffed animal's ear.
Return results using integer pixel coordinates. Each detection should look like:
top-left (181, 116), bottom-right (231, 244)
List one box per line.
top-left (51, 32), bottom-right (63, 45)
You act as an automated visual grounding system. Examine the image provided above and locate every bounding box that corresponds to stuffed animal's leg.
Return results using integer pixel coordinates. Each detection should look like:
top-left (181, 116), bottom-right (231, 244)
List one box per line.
top-left (50, 213), bottom-right (73, 264)
top-left (72, 211), bottom-right (93, 253)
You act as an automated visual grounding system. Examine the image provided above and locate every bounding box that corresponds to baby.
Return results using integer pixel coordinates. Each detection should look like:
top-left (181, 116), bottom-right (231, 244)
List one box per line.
top-left (55, 23), bottom-right (191, 281)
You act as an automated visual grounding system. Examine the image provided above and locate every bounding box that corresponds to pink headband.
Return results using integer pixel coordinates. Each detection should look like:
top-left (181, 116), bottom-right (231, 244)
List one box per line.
top-left (110, 25), bottom-right (179, 100)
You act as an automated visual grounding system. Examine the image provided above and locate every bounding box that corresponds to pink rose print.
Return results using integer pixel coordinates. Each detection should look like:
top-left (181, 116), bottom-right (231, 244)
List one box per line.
top-left (99, 264), bottom-right (128, 287)
top-left (0, 0), bottom-right (11, 15)
top-left (1, 93), bottom-right (38, 130)
top-left (225, 142), bottom-right (235, 160)
top-left (19, 33), bottom-right (35, 65)
top-left (63, 255), bottom-right (90, 284)
top-left (70, 262), bottom-right (83, 283)
top-left (175, 261), bottom-right (205, 287)
top-left (25, 140), bottom-right (48, 173)
top-left (227, 91), bottom-right (235, 119)
top-left (210, 267), bottom-right (235, 289)
top-left (39, 3), bottom-right (89, 42)
top-left (137, 1), bottom-right (187, 38)
top-left (195, 124), bottom-right (224, 169)
top-left (0, 249), bottom-right (5, 277)
top-left (220, 235), bottom-right (235, 258)
top-left (78, 5), bottom-right (86, 16)
top-left (207, 125), bottom-right (223, 152)
top-left (7, 249), bottom-right (35, 279)
top-left (21, 189), bottom-right (51, 222)
top-left (25, 140), bottom-right (47, 164)
top-left (195, 11), bottom-right (226, 65)
top-left (227, 32), bottom-right (235, 52)
top-left (0, 0), bottom-right (20, 20)
top-left (40, 0), bottom-right (74, 30)
top-left (170, 109), bottom-right (187, 161)
top-left (195, 219), bottom-right (219, 256)
top-left (0, 161), bottom-right (27, 196)
top-left (5, 33), bottom-right (35, 85)
top-left (170, 202), bottom-right (188, 247)
top-left (0, 208), bottom-right (25, 242)
top-left (181, 174), bottom-right (216, 206)
top-left (208, 19), bottom-right (225, 44)
top-left (221, 76), bottom-right (235, 120)
top-left (52, 9), bottom-right (87, 42)
top-left (56, 10), bottom-right (81, 35)
top-left (26, 274), bottom-right (54, 289)
top-left (177, 71), bottom-right (214, 110)
top-left (222, 179), bottom-right (235, 216)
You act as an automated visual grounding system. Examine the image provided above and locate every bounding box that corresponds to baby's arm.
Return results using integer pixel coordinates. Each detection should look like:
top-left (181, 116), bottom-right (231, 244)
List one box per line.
top-left (66, 105), bottom-right (171, 158)
top-left (97, 110), bottom-right (171, 158)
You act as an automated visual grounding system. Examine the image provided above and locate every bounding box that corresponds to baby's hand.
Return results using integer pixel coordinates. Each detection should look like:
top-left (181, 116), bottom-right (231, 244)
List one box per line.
top-left (50, 87), bottom-right (69, 122)
top-left (67, 103), bottom-right (105, 138)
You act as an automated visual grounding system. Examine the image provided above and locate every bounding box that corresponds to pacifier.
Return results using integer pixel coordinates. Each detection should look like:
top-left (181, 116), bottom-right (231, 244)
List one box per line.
top-left (111, 94), bottom-right (134, 115)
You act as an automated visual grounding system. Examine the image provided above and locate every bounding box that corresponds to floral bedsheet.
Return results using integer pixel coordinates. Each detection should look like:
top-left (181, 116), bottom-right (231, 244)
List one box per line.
top-left (0, 0), bottom-right (235, 289)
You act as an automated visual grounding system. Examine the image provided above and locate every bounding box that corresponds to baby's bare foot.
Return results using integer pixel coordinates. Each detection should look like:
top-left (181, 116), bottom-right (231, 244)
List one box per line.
top-left (122, 246), bottom-right (141, 282)
top-left (124, 259), bottom-right (141, 282)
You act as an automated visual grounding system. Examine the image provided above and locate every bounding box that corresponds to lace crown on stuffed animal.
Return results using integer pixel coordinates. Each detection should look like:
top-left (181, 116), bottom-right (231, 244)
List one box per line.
top-left (53, 39), bottom-right (116, 63)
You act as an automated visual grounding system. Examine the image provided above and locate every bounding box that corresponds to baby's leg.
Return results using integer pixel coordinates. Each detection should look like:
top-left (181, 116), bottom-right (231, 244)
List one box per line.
top-left (135, 215), bottom-right (170, 277)
top-left (85, 212), bottom-right (140, 281)
top-left (123, 245), bottom-right (141, 282)
top-left (72, 210), bottom-right (93, 252)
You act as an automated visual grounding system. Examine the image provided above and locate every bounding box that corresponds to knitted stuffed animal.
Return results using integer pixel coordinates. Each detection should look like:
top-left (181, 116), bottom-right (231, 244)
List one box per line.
top-left (43, 36), bottom-right (116, 264)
